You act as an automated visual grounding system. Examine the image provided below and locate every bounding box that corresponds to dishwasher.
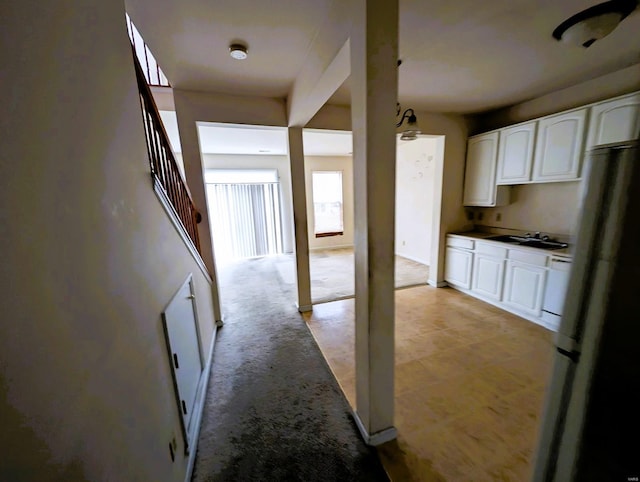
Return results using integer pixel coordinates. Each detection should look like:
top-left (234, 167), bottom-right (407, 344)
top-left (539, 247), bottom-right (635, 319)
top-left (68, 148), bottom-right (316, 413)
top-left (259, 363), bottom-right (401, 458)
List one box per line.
top-left (541, 257), bottom-right (572, 329)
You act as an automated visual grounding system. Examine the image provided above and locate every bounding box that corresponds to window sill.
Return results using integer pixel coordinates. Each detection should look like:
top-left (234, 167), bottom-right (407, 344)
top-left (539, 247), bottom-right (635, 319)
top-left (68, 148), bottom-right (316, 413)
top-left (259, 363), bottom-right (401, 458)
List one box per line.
top-left (315, 231), bottom-right (344, 238)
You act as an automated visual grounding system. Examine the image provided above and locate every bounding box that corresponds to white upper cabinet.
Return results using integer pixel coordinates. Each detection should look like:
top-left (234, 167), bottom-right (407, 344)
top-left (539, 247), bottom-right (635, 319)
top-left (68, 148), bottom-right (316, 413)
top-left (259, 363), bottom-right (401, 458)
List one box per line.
top-left (496, 121), bottom-right (536, 184)
top-left (463, 132), bottom-right (498, 206)
top-left (463, 132), bottom-right (510, 206)
top-left (532, 108), bottom-right (587, 182)
top-left (586, 92), bottom-right (640, 149)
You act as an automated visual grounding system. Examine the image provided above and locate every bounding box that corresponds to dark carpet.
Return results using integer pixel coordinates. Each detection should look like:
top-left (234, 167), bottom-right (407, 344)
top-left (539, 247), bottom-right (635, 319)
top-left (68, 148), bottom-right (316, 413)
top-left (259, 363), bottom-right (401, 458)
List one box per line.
top-left (191, 256), bottom-right (389, 481)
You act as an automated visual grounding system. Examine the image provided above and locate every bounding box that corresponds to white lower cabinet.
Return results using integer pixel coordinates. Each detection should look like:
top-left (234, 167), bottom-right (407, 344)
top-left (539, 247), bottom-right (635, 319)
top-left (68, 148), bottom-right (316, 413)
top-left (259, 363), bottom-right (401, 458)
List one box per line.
top-left (444, 247), bottom-right (473, 289)
top-left (445, 235), bottom-right (569, 330)
top-left (471, 253), bottom-right (505, 301)
top-left (503, 260), bottom-right (547, 317)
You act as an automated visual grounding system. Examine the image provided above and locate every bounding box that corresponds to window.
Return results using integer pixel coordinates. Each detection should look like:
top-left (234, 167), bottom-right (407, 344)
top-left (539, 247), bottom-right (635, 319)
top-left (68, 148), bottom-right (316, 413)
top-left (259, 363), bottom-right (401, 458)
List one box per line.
top-left (205, 169), bottom-right (283, 261)
top-left (312, 171), bottom-right (344, 237)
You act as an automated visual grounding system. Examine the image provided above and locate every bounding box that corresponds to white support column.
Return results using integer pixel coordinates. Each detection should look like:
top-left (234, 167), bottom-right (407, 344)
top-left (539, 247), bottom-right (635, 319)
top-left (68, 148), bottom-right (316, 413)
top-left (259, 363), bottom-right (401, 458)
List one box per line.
top-left (287, 127), bottom-right (313, 312)
top-left (350, 0), bottom-right (398, 445)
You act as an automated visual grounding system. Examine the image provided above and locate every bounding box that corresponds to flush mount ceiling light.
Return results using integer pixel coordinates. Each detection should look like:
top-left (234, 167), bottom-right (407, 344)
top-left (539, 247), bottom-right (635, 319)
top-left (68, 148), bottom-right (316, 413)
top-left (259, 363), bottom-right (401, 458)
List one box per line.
top-left (552, 0), bottom-right (637, 48)
top-left (229, 43), bottom-right (248, 60)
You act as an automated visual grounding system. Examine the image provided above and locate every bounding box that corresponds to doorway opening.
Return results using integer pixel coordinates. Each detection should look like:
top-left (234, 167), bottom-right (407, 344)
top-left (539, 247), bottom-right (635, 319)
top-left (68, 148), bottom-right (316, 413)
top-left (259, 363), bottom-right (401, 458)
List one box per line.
top-left (303, 129), bottom-right (439, 304)
top-left (195, 123), bottom-right (297, 313)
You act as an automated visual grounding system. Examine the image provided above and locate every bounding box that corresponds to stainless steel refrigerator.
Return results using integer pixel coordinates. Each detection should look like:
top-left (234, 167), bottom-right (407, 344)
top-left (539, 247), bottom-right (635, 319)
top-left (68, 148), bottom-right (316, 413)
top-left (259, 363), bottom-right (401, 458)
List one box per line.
top-left (532, 140), bottom-right (640, 481)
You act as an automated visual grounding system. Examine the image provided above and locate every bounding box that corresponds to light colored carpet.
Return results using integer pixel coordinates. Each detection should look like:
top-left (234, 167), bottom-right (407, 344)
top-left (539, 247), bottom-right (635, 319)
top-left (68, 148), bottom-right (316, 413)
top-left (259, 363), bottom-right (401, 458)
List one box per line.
top-left (192, 257), bottom-right (389, 481)
top-left (222, 249), bottom-right (428, 305)
top-left (309, 248), bottom-right (429, 303)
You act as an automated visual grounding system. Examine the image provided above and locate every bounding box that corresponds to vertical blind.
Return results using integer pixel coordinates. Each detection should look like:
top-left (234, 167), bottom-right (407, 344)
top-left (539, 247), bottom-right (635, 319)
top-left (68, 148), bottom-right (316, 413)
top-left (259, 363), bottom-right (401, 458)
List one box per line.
top-left (206, 170), bottom-right (283, 261)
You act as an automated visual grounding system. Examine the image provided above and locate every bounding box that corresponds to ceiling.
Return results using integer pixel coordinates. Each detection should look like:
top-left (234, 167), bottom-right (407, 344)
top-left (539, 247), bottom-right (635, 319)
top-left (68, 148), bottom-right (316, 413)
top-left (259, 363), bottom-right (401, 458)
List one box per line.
top-left (130, 0), bottom-right (640, 114)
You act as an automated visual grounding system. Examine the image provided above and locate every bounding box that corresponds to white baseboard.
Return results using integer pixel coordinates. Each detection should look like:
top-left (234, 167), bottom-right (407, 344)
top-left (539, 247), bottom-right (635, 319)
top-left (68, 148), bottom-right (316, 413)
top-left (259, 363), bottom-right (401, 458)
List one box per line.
top-left (448, 284), bottom-right (556, 331)
top-left (353, 411), bottom-right (398, 446)
top-left (309, 244), bottom-right (354, 251)
top-left (395, 252), bottom-right (429, 265)
top-left (428, 279), bottom-right (448, 288)
top-left (184, 324), bottom-right (218, 482)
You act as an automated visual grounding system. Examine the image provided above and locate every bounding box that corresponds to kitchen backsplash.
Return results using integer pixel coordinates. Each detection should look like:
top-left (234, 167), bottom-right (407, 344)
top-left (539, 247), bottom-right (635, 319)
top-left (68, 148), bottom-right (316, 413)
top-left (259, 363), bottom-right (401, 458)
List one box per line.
top-left (471, 181), bottom-right (582, 236)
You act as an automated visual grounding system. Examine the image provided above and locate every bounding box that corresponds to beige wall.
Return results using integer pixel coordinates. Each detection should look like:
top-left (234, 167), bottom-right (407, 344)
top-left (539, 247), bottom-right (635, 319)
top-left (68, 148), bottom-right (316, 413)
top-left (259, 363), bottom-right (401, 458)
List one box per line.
top-left (0, 2), bottom-right (215, 480)
top-left (305, 156), bottom-right (355, 249)
top-left (201, 154), bottom-right (295, 253)
top-left (395, 137), bottom-right (440, 265)
top-left (307, 104), bottom-right (352, 131)
top-left (472, 64), bottom-right (640, 133)
top-left (474, 182), bottom-right (581, 237)
top-left (412, 112), bottom-right (472, 284)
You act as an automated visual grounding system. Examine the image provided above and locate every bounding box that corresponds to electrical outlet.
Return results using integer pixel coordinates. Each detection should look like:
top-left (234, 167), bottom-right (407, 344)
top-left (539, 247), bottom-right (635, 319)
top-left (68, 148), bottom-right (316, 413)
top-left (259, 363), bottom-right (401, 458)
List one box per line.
top-left (402, 240), bottom-right (406, 246)
top-left (478, 212), bottom-right (484, 221)
top-left (496, 212), bottom-right (502, 222)
top-left (466, 211), bottom-right (474, 221)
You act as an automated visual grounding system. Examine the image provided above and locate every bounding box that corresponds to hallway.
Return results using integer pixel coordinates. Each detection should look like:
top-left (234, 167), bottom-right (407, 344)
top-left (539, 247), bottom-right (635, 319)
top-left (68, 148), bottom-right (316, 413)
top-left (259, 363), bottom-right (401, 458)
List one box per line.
top-left (191, 256), bottom-right (388, 480)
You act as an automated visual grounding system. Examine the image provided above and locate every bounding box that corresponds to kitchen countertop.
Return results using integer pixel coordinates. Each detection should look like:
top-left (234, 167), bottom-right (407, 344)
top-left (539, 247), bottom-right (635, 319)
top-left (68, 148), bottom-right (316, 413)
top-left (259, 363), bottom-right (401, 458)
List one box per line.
top-left (448, 230), bottom-right (573, 259)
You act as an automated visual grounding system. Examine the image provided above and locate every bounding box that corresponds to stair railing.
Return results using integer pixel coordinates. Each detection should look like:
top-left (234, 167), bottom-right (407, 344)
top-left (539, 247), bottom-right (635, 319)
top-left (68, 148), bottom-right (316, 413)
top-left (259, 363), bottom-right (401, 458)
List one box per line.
top-left (132, 50), bottom-right (202, 255)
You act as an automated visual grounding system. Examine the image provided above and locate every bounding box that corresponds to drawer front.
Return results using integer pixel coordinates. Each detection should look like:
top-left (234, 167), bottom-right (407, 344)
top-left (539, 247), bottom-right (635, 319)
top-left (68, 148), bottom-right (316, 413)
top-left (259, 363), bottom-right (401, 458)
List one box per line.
top-left (508, 249), bottom-right (548, 267)
top-left (549, 258), bottom-right (572, 271)
top-left (446, 236), bottom-right (474, 250)
top-left (475, 242), bottom-right (507, 259)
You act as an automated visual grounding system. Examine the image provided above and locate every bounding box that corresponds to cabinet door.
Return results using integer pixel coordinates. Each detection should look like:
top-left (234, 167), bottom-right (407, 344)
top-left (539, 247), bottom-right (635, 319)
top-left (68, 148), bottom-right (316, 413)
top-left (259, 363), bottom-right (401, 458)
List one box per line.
top-left (463, 132), bottom-right (499, 206)
top-left (471, 254), bottom-right (505, 301)
top-left (586, 93), bottom-right (640, 149)
top-left (533, 108), bottom-right (587, 182)
top-left (445, 247), bottom-right (473, 289)
top-left (503, 261), bottom-right (547, 316)
top-left (497, 122), bottom-right (536, 184)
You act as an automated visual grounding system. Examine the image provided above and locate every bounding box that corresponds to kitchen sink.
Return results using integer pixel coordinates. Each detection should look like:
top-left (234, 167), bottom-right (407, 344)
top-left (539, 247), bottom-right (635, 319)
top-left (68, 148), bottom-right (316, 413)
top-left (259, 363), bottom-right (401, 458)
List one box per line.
top-left (486, 235), bottom-right (568, 250)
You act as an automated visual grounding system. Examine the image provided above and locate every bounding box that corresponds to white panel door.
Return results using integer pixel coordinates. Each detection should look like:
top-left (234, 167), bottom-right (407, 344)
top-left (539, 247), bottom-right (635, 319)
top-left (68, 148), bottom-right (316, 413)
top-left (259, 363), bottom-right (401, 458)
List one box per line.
top-left (503, 261), bottom-right (547, 316)
top-left (471, 254), bottom-right (505, 301)
top-left (497, 122), bottom-right (536, 184)
top-left (533, 108), bottom-right (587, 182)
top-left (445, 247), bottom-right (473, 289)
top-left (163, 276), bottom-right (203, 448)
top-left (463, 132), bottom-right (499, 206)
top-left (586, 93), bottom-right (640, 149)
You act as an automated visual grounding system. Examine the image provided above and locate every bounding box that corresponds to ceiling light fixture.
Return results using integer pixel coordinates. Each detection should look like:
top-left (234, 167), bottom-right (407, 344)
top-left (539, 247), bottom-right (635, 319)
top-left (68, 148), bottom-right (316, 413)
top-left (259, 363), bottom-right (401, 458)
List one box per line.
top-left (552, 0), bottom-right (637, 48)
top-left (229, 43), bottom-right (248, 60)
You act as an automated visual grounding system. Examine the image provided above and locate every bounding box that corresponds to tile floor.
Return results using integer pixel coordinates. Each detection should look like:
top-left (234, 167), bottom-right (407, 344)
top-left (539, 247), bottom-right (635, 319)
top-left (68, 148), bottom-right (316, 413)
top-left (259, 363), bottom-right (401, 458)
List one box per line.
top-left (304, 285), bottom-right (555, 481)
